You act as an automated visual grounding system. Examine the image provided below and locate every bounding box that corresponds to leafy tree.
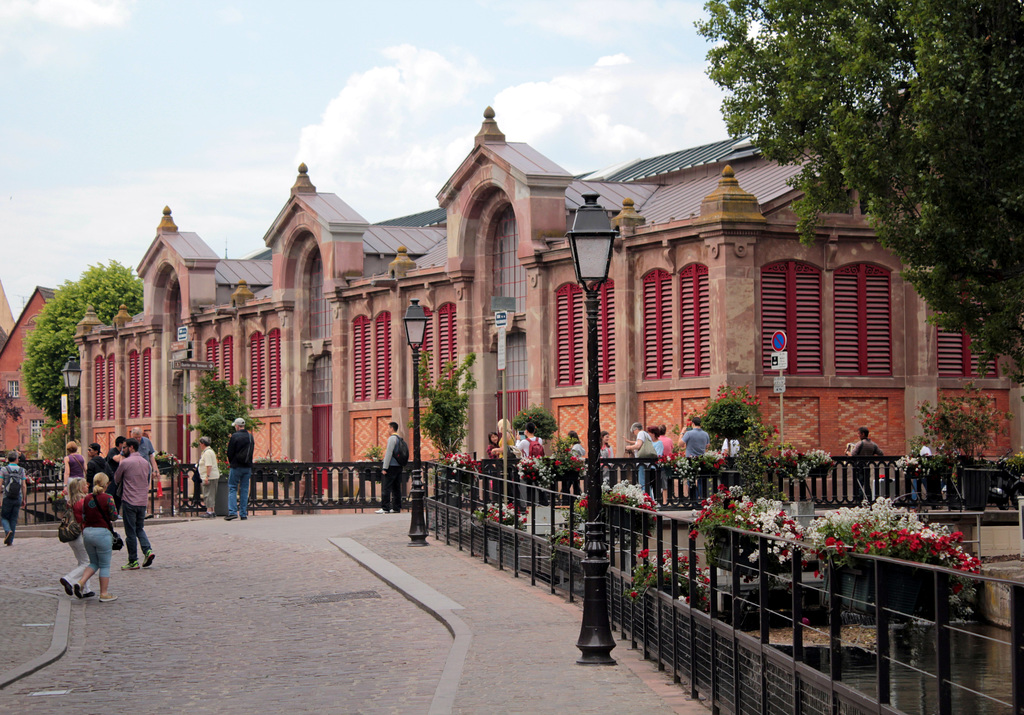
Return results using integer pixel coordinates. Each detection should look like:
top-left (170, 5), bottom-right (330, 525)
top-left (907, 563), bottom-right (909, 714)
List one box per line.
top-left (511, 404), bottom-right (558, 440)
top-left (700, 385), bottom-right (763, 441)
top-left (186, 372), bottom-right (261, 462)
top-left (418, 353), bottom-right (477, 455)
top-left (917, 382), bottom-right (1012, 463)
top-left (698, 0), bottom-right (1024, 378)
top-left (23, 262), bottom-right (143, 421)
top-left (0, 387), bottom-right (23, 443)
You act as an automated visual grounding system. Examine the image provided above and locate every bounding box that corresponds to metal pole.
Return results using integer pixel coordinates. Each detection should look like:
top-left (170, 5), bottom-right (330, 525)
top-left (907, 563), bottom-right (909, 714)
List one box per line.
top-left (576, 288), bottom-right (616, 665)
top-left (779, 367), bottom-right (784, 443)
top-left (502, 369), bottom-right (508, 502)
top-left (408, 344), bottom-right (428, 546)
top-left (68, 390), bottom-right (75, 445)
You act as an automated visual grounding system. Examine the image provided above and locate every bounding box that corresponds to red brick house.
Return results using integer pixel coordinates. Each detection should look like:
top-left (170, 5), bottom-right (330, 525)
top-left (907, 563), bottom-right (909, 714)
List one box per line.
top-left (0, 287), bottom-right (54, 452)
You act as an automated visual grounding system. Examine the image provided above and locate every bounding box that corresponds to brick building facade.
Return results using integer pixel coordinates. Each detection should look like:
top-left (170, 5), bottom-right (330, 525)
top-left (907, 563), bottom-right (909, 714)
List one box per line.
top-left (0, 287), bottom-right (54, 452)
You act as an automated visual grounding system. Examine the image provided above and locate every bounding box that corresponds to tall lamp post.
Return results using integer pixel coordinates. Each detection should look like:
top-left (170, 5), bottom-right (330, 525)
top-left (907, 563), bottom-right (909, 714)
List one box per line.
top-left (404, 299), bottom-right (429, 547)
top-left (567, 193), bottom-right (618, 665)
top-left (62, 358), bottom-right (82, 445)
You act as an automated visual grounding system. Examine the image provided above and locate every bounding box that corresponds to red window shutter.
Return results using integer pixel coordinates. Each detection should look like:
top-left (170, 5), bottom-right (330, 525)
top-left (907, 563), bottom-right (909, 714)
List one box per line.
top-left (555, 284), bottom-right (584, 386)
top-left (937, 328), bottom-right (995, 377)
top-left (128, 350), bottom-right (140, 419)
top-left (206, 339), bottom-right (219, 378)
top-left (761, 261), bottom-right (822, 375)
top-left (94, 355), bottom-right (105, 420)
top-left (834, 269), bottom-right (860, 374)
top-left (421, 306), bottom-right (434, 377)
top-left (249, 332), bottom-right (264, 409)
top-left (353, 316), bottom-right (370, 402)
top-left (438, 303), bottom-right (457, 373)
top-left (267, 329), bottom-right (281, 408)
top-left (598, 280), bottom-right (615, 384)
top-left (680, 265), bottom-right (710, 377)
top-left (643, 269), bottom-right (672, 379)
top-left (141, 349), bottom-right (152, 417)
top-left (375, 312), bottom-right (392, 400)
top-left (106, 355), bottom-right (115, 420)
top-left (221, 337), bottom-right (234, 385)
top-left (863, 268), bottom-right (891, 375)
top-left (835, 264), bottom-right (891, 376)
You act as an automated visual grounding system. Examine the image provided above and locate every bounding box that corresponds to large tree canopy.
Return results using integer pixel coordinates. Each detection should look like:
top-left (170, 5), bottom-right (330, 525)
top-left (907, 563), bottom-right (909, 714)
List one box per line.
top-left (24, 261), bottom-right (143, 421)
top-left (698, 0), bottom-right (1024, 378)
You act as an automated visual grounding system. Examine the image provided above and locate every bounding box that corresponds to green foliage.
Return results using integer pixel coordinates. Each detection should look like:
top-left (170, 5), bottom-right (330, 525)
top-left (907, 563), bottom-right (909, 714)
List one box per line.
top-left (511, 404), bottom-right (557, 440)
top-left (700, 385), bottom-right (763, 441)
top-left (363, 444), bottom-right (383, 462)
top-left (698, 0), bottom-right (1024, 380)
top-left (24, 261), bottom-right (143, 420)
top-left (735, 419), bottom-right (786, 501)
top-left (418, 353), bottom-right (477, 456)
top-left (917, 383), bottom-right (1012, 463)
top-left (185, 373), bottom-right (262, 462)
top-left (38, 421), bottom-right (71, 461)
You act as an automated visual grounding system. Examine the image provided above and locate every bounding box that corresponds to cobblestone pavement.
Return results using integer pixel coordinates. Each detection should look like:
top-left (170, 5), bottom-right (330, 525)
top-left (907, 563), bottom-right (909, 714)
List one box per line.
top-left (0, 513), bottom-right (707, 714)
top-left (0, 589), bottom-right (58, 674)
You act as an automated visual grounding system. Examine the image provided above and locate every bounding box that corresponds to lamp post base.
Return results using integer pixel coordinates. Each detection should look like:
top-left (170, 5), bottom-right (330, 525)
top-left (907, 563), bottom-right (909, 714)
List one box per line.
top-left (408, 468), bottom-right (429, 547)
top-left (575, 520), bottom-right (616, 665)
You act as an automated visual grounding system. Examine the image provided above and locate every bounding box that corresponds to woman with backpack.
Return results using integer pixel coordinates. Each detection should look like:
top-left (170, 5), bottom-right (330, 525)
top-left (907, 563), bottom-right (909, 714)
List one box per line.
top-left (59, 477), bottom-right (94, 598)
top-left (2, 451), bottom-right (27, 545)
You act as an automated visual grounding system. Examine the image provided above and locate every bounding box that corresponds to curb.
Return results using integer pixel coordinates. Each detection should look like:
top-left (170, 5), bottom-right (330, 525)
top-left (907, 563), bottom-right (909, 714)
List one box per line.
top-left (330, 537), bottom-right (470, 715)
top-left (0, 591), bottom-right (71, 690)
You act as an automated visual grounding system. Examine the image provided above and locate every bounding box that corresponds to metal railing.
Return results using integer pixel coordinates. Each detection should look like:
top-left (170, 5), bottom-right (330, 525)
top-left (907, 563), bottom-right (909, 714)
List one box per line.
top-left (428, 463), bottom-right (1024, 715)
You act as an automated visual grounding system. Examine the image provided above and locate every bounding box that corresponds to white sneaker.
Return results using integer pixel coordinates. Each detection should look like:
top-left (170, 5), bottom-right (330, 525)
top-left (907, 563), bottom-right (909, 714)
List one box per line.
top-left (375, 508), bottom-right (388, 514)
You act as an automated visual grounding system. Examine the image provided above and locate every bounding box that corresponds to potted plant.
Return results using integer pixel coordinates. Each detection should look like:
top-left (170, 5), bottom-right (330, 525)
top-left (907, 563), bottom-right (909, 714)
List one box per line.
top-left (700, 385), bottom-right (763, 444)
top-left (511, 404), bottom-right (557, 440)
top-left (418, 353), bottom-right (477, 456)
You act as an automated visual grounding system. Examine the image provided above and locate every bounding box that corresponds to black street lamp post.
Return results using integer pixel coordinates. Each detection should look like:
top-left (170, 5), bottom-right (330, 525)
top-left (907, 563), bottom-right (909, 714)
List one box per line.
top-left (404, 299), bottom-right (429, 547)
top-left (567, 193), bottom-right (618, 665)
top-left (62, 358), bottom-right (82, 445)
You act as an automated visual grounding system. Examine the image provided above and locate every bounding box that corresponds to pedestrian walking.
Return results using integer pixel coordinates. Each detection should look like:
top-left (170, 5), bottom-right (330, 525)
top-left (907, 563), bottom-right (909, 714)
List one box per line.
top-left (74, 473), bottom-right (118, 602)
top-left (198, 436), bottom-right (219, 518)
top-left (225, 418), bottom-right (254, 521)
top-left (85, 442), bottom-right (114, 490)
top-left (2, 451), bottom-right (27, 545)
top-left (113, 438), bottom-right (155, 570)
top-left (59, 477), bottom-right (94, 598)
top-left (131, 426), bottom-right (161, 499)
top-left (63, 441), bottom-right (85, 484)
top-left (377, 422), bottom-right (406, 514)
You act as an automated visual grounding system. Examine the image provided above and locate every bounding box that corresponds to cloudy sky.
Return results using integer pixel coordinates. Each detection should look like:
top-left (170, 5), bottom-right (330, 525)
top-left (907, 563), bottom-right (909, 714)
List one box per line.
top-left (0, 0), bottom-right (728, 312)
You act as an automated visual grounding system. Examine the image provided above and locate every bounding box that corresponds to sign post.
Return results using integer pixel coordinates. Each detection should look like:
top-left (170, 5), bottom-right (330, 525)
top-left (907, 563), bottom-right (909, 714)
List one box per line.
top-left (494, 308), bottom-right (512, 500)
top-left (770, 331), bottom-right (788, 443)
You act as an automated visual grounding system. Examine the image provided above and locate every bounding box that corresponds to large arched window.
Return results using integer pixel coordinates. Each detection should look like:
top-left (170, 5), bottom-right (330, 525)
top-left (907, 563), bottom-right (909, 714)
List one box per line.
top-left (128, 350), bottom-right (140, 419)
top-left (599, 280), bottom-right (615, 384)
top-left (493, 206), bottom-right (525, 312)
top-left (352, 316), bottom-right (371, 402)
top-left (555, 283), bottom-right (584, 387)
top-left (309, 252), bottom-right (329, 340)
top-left (642, 269), bottom-right (673, 380)
top-left (761, 261), bottom-right (822, 375)
top-left (374, 312), bottom-right (391, 400)
top-left (267, 328), bottom-right (281, 408)
top-left (680, 264), bottom-right (710, 377)
top-left (249, 331), bottom-right (265, 409)
top-left (834, 264), bottom-right (891, 375)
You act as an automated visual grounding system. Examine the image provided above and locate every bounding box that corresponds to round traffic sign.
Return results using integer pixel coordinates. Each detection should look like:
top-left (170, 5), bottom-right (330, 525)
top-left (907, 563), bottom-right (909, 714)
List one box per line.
top-left (771, 331), bottom-right (787, 351)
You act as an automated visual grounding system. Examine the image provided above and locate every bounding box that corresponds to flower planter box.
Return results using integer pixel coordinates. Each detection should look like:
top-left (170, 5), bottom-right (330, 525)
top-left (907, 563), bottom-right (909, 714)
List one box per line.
top-left (835, 563), bottom-right (925, 617)
top-left (960, 467), bottom-right (994, 511)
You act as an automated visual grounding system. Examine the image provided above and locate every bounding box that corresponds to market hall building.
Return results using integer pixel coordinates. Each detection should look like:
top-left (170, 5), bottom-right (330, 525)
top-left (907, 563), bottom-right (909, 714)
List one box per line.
top-left (73, 109), bottom-right (1021, 465)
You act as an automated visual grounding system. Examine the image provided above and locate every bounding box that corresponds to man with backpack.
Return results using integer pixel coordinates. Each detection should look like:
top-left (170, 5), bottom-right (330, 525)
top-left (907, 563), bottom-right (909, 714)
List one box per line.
top-left (378, 422), bottom-right (408, 514)
top-left (515, 422), bottom-right (545, 459)
top-left (2, 451), bottom-right (27, 545)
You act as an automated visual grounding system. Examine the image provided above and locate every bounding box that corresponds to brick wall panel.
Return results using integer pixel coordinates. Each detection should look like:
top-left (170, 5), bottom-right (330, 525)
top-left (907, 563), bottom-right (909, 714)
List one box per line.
top-left (763, 397), bottom-right (820, 450)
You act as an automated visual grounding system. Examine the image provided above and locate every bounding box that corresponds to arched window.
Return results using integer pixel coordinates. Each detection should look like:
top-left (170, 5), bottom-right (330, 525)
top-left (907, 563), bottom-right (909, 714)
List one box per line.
top-left (221, 337), bottom-right (234, 385)
top-left (267, 328), bottom-right (281, 408)
top-left (353, 316), bottom-right (371, 402)
top-left (493, 206), bottom-right (525, 312)
top-left (834, 264), bottom-right (891, 375)
top-left (599, 280), bottom-right (615, 384)
top-left (555, 283), bottom-right (584, 387)
top-left (437, 303), bottom-right (457, 373)
top-left (680, 264), bottom-right (710, 377)
top-left (937, 329), bottom-right (996, 377)
top-left (206, 338), bottom-right (219, 377)
top-left (761, 261), bottom-right (822, 375)
top-left (94, 355), bottom-right (105, 420)
top-left (128, 350), bottom-right (140, 419)
top-left (106, 355), bottom-right (115, 420)
top-left (642, 269), bottom-right (673, 380)
top-left (309, 253), bottom-right (329, 340)
top-left (375, 312), bottom-right (392, 400)
top-left (141, 348), bottom-right (152, 417)
top-left (249, 331), bottom-right (265, 409)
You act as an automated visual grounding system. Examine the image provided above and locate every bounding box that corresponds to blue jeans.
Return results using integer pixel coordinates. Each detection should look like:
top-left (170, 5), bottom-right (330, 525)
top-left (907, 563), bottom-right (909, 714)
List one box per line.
top-left (638, 466), bottom-right (655, 499)
top-left (228, 466), bottom-right (251, 517)
top-left (82, 526), bottom-right (113, 577)
top-left (2, 497), bottom-right (20, 535)
top-left (121, 503), bottom-right (152, 564)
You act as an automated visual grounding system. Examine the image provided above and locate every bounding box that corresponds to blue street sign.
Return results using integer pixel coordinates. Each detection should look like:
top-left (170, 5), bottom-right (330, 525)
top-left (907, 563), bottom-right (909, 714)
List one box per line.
top-left (771, 331), bottom-right (787, 352)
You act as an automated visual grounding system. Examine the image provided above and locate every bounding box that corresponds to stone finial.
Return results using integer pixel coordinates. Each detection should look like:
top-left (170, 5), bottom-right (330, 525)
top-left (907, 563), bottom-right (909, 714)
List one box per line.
top-left (75, 305), bottom-right (103, 338)
top-left (611, 197), bottom-right (646, 231)
top-left (387, 246), bottom-right (417, 279)
top-left (158, 206), bottom-right (178, 232)
top-left (291, 162), bottom-right (317, 195)
top-left (695, 165), bottom-right (766, 225)
top-left (112, 304), bottom-right (131, 328)
top-left (474, 106), bottom-right (506, 146)
top-left (231, 279), bottom-right (255, 307)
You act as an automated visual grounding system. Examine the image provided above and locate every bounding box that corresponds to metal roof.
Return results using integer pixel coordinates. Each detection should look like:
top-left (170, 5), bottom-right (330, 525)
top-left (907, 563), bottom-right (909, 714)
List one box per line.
top-left (416, 238), bottom-right (448, 269)
top-left (302, 193), bottom-right (367, 225)
top-left (362, 226), bottom-right (446, 255)
top-left (164, 232), bottom-right (219, 261)
top-left (581, 137), bottom-right (757, 183)
top-left (375, 207), bottom-right (447, 227)
top-left (490, 142), bottom-right (572, 178)
top-left (215, 259), bottom-right (273, 288)
top-left (566, 181), bottom-right (658, 213)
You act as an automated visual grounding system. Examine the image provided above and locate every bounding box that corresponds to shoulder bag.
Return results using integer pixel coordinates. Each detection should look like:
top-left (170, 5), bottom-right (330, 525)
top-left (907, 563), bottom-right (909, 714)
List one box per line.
top-left (57, 509), bottom-right (82, 543)
top-left (91, 494), bottom-right (124, 550)
top-left (637, 434), bottom-right (658, 460)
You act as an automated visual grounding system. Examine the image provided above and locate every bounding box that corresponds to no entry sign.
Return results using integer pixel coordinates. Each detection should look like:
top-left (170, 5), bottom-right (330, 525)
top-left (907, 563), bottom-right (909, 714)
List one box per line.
top-left (771, 330), bottom-right (787, 352)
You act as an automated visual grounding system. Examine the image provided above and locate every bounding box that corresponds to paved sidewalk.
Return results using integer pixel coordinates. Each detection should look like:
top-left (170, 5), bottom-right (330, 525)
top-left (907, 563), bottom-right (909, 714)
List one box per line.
top-left (0, 513), bottom-right (707, 714)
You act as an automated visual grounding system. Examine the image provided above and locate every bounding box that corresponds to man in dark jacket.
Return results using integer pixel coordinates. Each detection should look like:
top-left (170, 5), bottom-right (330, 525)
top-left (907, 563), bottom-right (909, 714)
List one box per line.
top-left (225, 418), bottom-right (254, 521)
top-left (85, 442), bottom-right (114, 489)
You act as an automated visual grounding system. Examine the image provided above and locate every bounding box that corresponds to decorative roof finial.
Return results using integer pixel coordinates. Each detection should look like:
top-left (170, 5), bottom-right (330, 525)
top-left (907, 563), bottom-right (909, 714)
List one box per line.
top-left (611, 197), bottom-right (646, 231)
top-left (292, 163), bottom-right (317, 195)
top-left (231, 279), bottom-right (255, 307)
top-left (695, 165), bottom-right (766, 226)
top-left (158, 206), bottom-right (178, 232)
top-left (388, 246), bottom-right (417, 279)
top-left (475, 106), bottom-right (505, 146)
top-left (75, 305), bottom-right (103, 337)
top-left (112, 304), bottom-right (131, 328)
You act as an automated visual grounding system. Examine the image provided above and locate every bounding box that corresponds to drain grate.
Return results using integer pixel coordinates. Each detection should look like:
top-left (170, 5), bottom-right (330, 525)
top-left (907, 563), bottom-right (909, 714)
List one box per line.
top-left (303, 590), bottom-right (381, 604)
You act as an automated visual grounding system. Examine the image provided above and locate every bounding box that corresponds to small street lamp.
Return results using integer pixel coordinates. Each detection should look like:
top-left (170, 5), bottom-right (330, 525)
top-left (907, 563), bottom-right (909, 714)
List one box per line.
top-left (404, 298), bottom-right (429, 547)
top-left (62, 358), bottom-right (82, 445)
top-left (567, 192), bottom-right (618, 665)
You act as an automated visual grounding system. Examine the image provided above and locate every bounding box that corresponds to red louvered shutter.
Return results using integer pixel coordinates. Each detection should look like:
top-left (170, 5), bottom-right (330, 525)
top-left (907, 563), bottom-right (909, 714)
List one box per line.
top-left (863, 267), bottom-right (891, 375)
top-left (599, 280), bottom-right (615, 384)
top-left (267, 329), bottom-right (281, 408)
top-left (206, 338), bottom-right (219, 379)
top-left (834, 268), bottom-right (860, 374)
top-left (421, 306), bottom-right (433, 376)
top-left (438, 303), bottom-right (457, 373)
top-left (353, 316), bottom-right (370, 402)
top-left (221, 337), bottom-right (233, 385)
top-left (128, 350), bottom-right (140, 419)
top-left (937, 328), bottom-right (995, 377)
top-left (106, 355), bottom-right (115, 420)
top-left (794, 265), bottom-right (822, 374)
top-left (680, 264), bottom-right (710, 377)
top-left (555, 284), bottom-right (583, 386)
top-left (835, 264), bottom-right (891, 376)
top-left (697, 269), bottom-right (710, 375)
top-left (761, 261), bottom-right (822, 375)
top-left (249, 332), bottom-right (264, 408)
top-left (94, 355), bottom-right (105, 420)
top-left (141, 349), bottom-right (151, 417)
top-left (643, 269), bottom-right (672, 379)
top-left (375, 312), bottom-right (392, 400)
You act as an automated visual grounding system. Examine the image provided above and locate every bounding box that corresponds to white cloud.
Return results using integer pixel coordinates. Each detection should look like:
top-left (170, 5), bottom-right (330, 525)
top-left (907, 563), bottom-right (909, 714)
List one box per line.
top-left (0, 0), bottom-right (134, 28)
top-left (499, 0), bottom-right (703, 42)
top-left (596, 53), bottom-right (632, 67)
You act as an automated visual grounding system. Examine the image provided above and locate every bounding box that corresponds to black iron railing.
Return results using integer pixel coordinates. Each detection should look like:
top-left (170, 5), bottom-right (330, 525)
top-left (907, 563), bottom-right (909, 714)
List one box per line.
top-left (429, 463), bottom-right (1024, 715)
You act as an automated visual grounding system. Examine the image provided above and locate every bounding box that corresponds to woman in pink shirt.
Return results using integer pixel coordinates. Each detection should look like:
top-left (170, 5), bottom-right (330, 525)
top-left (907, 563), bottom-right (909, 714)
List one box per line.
top-left (657, 425), bottom-right (674, 457)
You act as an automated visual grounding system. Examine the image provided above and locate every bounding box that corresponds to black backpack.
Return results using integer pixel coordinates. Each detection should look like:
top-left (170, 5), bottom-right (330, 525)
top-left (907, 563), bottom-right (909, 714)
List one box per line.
top-left (2, 465), bottom-right (22, 500)
top-left (394, 437), bottom-right (409, 466)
